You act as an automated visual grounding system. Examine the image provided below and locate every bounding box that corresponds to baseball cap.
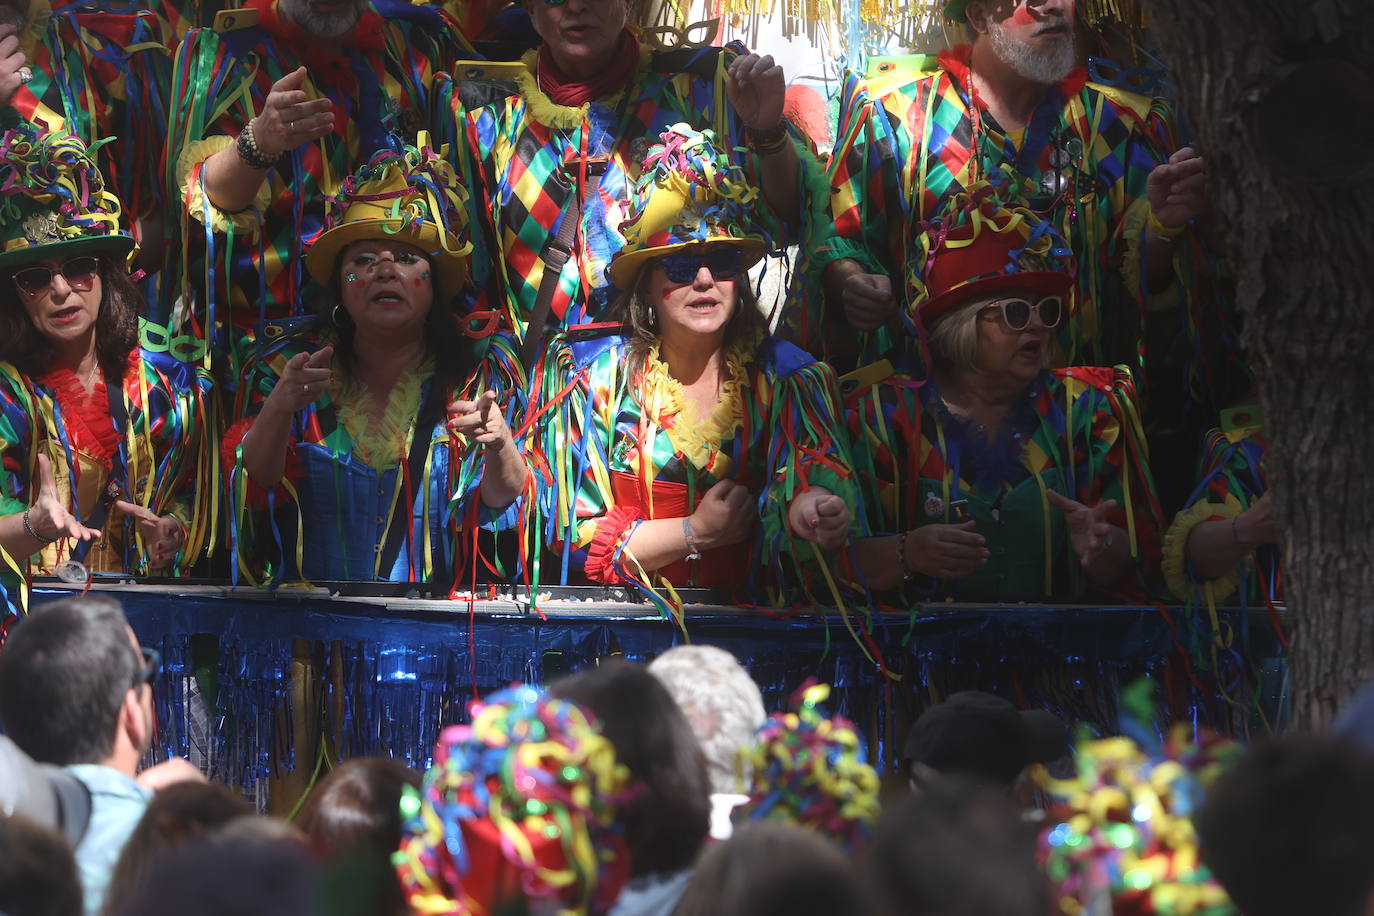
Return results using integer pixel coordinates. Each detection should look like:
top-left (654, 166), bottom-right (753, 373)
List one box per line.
top-left (904, 692), bottom-right (1071, 786)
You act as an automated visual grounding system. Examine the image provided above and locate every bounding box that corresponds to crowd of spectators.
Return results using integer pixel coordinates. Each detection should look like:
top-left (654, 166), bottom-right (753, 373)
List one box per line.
top-left (1, 595), bottom-right (1371, 916)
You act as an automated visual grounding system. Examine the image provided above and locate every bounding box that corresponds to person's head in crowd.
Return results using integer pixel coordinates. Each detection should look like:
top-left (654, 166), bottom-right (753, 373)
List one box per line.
top-left (396, 684), bottom-right (630, 915)
top-left (647, 645), bottom-right (766, 796)
top-left (0, 814), bottom-right (83, 916)
top-left (917, 184), bottom-right (1073, 390)
top-left (551, 659), bottom-right (711, 881)
top-left (672, 821), bottom-right (870, 916)
top-left (953, 0), bottom-right (1078, 88)
top-left (904, 691), bottom-right (1070, 792)
top-left (867, 780), bottom-right (1049, 916)
top-left (0, 125), bottom-right (140, 382)
top-left (307, 140), bottom-right (475, 430)
top-left (277, 0), bottom-right (369, 39)
top-left (296, 757), bottom-right (421, 916)
top-left (101, 782), bottom-right (251, 916)
top-left (734, 682), bottom-right (879, 850)
top-left (1195, 736), bottom-right (1374, 916)
top-left (0, 596), bottom-right (155, 773)
top-left (522, 0), bottom-right (631, 83)
top-left (1037, 727), bottom-right (1240, 915)
top-left (107, 823), bottom-right (320, 916)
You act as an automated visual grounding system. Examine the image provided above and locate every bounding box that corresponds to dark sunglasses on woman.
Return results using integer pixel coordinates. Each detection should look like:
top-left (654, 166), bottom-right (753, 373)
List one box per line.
top-left (12, 256), bottom-right (101, 297)
top-left (658, 248), bottom-right (744, 284)
top-left (981, 295), bottom-right (1064, 331)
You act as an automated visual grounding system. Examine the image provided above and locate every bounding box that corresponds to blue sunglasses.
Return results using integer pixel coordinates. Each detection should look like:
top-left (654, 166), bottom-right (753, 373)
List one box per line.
top-left (657, 248), bottom-right (744, 284)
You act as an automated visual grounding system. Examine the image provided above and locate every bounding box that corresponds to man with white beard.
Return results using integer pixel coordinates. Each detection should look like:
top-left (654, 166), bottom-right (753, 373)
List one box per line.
top-left (164, 0), bottom-right (468, 371)
top-left (803, 0), bottom-right (1208, 380)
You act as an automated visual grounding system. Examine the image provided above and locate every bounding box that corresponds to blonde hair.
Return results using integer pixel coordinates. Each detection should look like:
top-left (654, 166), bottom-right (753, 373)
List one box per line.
top-left (927, 295), bottom-right (1058, 373)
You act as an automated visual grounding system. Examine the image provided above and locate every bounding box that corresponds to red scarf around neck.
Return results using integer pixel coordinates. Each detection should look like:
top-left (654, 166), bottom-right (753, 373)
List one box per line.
top-left (938, 43), bottom-right (1087, 107)
top-left (536, 28), bottom-right (640, 107)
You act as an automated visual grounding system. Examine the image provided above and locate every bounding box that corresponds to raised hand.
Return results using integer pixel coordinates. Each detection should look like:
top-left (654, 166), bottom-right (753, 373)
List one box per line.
top-left (788, 488), bottom-right (851, 548)
top-left (27, 453), bottom-right (102, 544)
top-left (0, 24), bottom-right (29, 109)
top-left (447, 389), bottom-right (512, 450)
top-left (905, 520), bottom-right (988, 580)
top-left (1147, 146), bottom-right (1206, 231)
top-left (690, 479), bottom-right (756, 550)
top-left (251, 67), bottom-right (336, 160)
top-left (1046, 490), bottom-right (1119, 567)
top-left (112, 500), bottom-right (185, 570)
top-left (726, 53), bottom-right (786, 131)
top-left (841, 270), bottom-right (897, 331)
top-left (267, 345), bottom-right (333, 415)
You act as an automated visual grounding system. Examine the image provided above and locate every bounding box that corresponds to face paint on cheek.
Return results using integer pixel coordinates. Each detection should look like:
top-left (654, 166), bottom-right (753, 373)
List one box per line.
top-left (1009, 5), bottom-right (1035, 24)
top-left (345, 273), bottom-right (360, 284)
top-left (659, 285), bottom-right (678, 302)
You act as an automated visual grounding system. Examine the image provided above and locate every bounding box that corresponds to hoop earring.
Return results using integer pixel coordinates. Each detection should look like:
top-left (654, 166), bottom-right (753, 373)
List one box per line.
top-left (332, 304), bottom-right (351, 328)
top-left (646, 304), bottom-right (657, 329)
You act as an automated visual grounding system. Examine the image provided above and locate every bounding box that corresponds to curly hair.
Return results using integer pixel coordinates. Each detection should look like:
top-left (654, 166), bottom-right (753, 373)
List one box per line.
top-left (0, 253), bottom-right (141, 381)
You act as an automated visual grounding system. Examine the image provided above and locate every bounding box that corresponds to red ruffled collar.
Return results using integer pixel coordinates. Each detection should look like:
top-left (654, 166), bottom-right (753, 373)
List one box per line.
top-left (937, 43), bottom-right (1087, 106)
top-left (34, 352), bottom-right (138, 467)
top-left (248, 0), bottom-right (386, 68)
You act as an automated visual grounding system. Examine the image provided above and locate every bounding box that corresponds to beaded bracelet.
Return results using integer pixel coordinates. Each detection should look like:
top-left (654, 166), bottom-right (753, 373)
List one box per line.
top-left (23, 507), bottom-right (57, 545)
top-left (745, 122), bottom-right (790, 156)
top-left (682, 517), bottom-right (703, 561)
top-left (235, 120), bottom-right (279, 171)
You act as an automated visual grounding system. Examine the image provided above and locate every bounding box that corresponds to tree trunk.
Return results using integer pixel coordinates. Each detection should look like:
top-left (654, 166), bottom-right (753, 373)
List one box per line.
top-left (1138, 1), bottom-right (1374, 729)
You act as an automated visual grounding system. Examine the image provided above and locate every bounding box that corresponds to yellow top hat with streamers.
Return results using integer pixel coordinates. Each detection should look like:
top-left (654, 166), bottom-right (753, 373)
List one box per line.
top-left (307, 133), bottom-right (473, 293)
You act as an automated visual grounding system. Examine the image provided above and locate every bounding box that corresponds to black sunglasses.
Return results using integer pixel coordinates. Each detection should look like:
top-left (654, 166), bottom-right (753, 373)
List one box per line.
top-left (657, 248), bottom-right (744, 284)
top-left (134, 646), bottom-right (162, 689)
top-left (12, 256), bottom-right (101, 297)
top-left (980, 295), bottom-right (1064, 331)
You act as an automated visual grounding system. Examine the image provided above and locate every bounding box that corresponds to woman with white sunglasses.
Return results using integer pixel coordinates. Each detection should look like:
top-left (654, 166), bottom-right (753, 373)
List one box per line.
top-left (846, 185), bottom-right (1164, 602)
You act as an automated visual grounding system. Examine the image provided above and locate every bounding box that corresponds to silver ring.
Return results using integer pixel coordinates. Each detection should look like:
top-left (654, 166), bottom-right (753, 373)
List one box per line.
top-left (302, 383), bottom-right (312, 394)
top-left (17, 66), bottom-right (32, 85)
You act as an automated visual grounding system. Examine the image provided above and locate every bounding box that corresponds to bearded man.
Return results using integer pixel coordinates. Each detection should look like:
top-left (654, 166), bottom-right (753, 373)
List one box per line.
top-left (806, 0), bottom-right (1207, 377)
top-left (164, 0), bottom-right (468, 370)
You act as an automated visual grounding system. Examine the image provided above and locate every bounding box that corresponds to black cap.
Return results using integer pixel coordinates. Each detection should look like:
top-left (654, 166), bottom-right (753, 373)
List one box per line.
top-left (903, 691), bottom-right (1071, 786)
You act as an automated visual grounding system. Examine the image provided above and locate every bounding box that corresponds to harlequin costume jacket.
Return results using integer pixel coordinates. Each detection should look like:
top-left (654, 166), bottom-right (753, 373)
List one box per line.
top-left (164, 0), bottom-right (468, 368)
top-left (221, 327), bottom-right (525, 587)
top-left (530, 324), bottom-right (862, 608)
top-left (1162, 418), bottom-right (1276, 607)
top-left (10, 0), bottom-right (171, 231)
top-left (0, 351), bottom-right (214, 614)
top-left (844, 362), bottom-right (1164, 601)
top-left (431, 38), bottom-right (827, 341)
top-left (808, 45), bottom-right (1197, 374)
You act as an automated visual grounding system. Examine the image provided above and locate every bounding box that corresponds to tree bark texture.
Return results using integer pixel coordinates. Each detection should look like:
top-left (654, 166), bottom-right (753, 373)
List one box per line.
top-left (1140, 0), bottom-right (1374, 729)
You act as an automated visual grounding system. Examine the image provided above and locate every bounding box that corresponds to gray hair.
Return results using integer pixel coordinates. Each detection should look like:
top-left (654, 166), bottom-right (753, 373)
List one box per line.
top-left (648, 646), bottom-right (766, 795)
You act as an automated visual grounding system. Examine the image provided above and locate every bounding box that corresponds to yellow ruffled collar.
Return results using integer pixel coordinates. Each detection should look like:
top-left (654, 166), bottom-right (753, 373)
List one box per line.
top-left (514, 45), bottom-right (654, 131)
top-left (638, 334), bottom-right (754, 470)
top-left (336, 356), bottom-right (433, 469)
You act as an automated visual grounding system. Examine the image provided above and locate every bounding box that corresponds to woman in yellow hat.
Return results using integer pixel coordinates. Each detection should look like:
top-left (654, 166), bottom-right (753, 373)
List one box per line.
top-left (0, 124), bottom-right (212, 615)
top-left (531, 125), bottom-right (859, 610)
top-left (224, 140), bottom-right (527, 588)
